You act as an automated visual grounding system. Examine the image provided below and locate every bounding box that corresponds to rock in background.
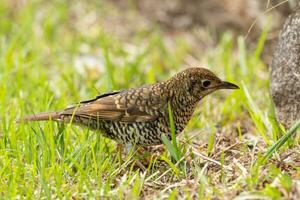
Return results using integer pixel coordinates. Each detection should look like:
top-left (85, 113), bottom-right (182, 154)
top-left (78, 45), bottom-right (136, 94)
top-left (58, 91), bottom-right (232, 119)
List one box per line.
top-left (270, 5), bottom-right (300, 128)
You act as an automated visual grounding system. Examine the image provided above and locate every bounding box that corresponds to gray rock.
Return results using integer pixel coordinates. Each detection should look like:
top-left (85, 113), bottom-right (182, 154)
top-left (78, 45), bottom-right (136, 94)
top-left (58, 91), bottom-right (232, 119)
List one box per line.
top-left (270, 6), bottom-right (300, 128)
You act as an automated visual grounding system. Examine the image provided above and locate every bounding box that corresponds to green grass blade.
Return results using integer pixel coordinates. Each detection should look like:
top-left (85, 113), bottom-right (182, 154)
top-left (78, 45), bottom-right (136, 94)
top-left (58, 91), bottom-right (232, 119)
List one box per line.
top-left (160, 102), bottom-right (182, 162)
top-left (241, 82), bottom-right (270, 145)
top-left (207, 128), bottom-right (216, 156)
top-left (159, 155), bottom-right (180, 177)
top-left (254, 20), bottom-right (270, 60)
top-left (161, 134), bottom-right (180, 161)
top-left (262, 120), bottom-right (300, 162)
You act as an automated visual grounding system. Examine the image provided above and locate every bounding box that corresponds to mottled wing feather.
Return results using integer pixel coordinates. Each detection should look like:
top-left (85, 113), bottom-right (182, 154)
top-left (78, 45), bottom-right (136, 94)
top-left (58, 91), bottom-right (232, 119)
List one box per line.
top-left (62, 84), bottom-right (167, 123)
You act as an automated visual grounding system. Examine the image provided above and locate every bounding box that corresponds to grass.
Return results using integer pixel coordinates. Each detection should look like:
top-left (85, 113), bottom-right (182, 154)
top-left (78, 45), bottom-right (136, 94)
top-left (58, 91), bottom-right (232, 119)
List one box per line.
top-left (161, 102), bottom-right (183, 163)
top-left (262, 120), bottom-right (300, 163)
top-left (1, 0), bottom-right (299, 199)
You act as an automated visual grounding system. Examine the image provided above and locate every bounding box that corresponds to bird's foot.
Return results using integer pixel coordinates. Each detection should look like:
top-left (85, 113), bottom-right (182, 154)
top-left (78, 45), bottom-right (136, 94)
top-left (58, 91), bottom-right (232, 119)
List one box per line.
top-left (124, 144), bottom-right (157, 171)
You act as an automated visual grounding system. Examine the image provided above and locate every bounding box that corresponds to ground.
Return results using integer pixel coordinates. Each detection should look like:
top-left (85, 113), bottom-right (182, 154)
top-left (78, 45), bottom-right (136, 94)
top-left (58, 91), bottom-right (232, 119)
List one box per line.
top-left (0, 0), bottom-right (299, 199)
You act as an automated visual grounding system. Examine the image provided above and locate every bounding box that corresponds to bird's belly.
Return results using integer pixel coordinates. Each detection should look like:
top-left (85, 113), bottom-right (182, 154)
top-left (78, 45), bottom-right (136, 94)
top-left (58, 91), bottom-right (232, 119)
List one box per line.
top-left (69, 116), bottom-right (187, 146)
top-left (100, 120), bottom-right (170, 146)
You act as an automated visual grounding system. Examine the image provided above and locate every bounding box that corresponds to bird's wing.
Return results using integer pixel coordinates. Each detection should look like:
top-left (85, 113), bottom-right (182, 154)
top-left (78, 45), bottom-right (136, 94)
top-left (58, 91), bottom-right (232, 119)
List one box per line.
top-left (62, 84), bottom-right (168, 123)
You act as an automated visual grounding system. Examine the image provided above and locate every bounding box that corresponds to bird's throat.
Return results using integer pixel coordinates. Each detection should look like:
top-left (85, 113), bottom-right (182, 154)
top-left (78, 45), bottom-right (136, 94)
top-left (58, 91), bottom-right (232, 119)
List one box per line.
top-left (169, 93), bottom-right (199, 133)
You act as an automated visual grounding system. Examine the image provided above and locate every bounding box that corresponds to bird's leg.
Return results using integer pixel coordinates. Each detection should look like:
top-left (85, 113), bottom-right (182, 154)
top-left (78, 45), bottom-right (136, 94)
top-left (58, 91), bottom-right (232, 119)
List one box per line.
top-left (116, 143), bottom-right (124, 162)
top-left (124, 143), bottom-right (133, 154)
top-left (124, 143), bottom-right (147, 171)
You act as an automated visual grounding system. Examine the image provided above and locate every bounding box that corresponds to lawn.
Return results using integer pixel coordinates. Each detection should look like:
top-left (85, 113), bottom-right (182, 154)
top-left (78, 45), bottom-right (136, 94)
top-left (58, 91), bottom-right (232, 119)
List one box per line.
top-left (0, 0), bottom-right (299, 199)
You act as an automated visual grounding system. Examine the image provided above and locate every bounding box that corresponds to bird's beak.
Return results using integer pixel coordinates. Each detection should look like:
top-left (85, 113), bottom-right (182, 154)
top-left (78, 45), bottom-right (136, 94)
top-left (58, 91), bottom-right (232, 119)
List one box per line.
top-left (219, 81), bottom-right (239, 89)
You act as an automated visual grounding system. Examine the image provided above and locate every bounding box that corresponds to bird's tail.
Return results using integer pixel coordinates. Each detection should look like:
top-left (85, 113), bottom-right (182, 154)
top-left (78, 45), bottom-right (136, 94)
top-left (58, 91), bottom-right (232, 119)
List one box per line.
top-left (17, 111), bottom-right (63, 123)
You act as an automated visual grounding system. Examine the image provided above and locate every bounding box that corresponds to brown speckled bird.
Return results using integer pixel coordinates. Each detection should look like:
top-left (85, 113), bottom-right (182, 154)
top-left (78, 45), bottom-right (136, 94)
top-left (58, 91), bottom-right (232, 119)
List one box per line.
top-left (20, 67), bottom-right (239, 147)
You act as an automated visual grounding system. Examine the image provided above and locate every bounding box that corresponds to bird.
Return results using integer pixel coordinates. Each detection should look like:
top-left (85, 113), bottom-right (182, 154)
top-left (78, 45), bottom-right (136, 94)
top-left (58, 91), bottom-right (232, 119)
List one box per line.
top-left (19, 67), bottom-right (239, 147)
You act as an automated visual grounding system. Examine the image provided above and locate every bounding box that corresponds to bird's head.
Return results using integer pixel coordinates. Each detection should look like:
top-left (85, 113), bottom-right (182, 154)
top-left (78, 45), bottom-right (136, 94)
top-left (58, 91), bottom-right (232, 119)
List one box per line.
top-left (169, 67), bottom-right (239, 100)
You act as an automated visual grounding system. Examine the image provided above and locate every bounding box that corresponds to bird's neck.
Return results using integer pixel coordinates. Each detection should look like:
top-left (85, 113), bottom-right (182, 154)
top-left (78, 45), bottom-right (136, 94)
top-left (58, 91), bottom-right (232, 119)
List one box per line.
top-left (168, 90), bottom-right (200, 133)
top-left (165, 78), bottom-right (200, 108)
top-left (162, 78), bottom-right (200, 132)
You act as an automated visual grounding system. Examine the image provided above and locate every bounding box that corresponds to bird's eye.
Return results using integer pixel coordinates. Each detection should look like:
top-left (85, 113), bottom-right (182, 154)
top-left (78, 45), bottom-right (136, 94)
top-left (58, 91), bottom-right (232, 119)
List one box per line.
top-left (202, 80), bottom-right (211, 88)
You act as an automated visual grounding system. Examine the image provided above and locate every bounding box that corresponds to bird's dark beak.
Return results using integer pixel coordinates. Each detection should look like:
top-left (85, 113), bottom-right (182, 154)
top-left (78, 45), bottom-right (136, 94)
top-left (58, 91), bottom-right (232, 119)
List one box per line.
top-left (219, 81), bottom-right (239, 89)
